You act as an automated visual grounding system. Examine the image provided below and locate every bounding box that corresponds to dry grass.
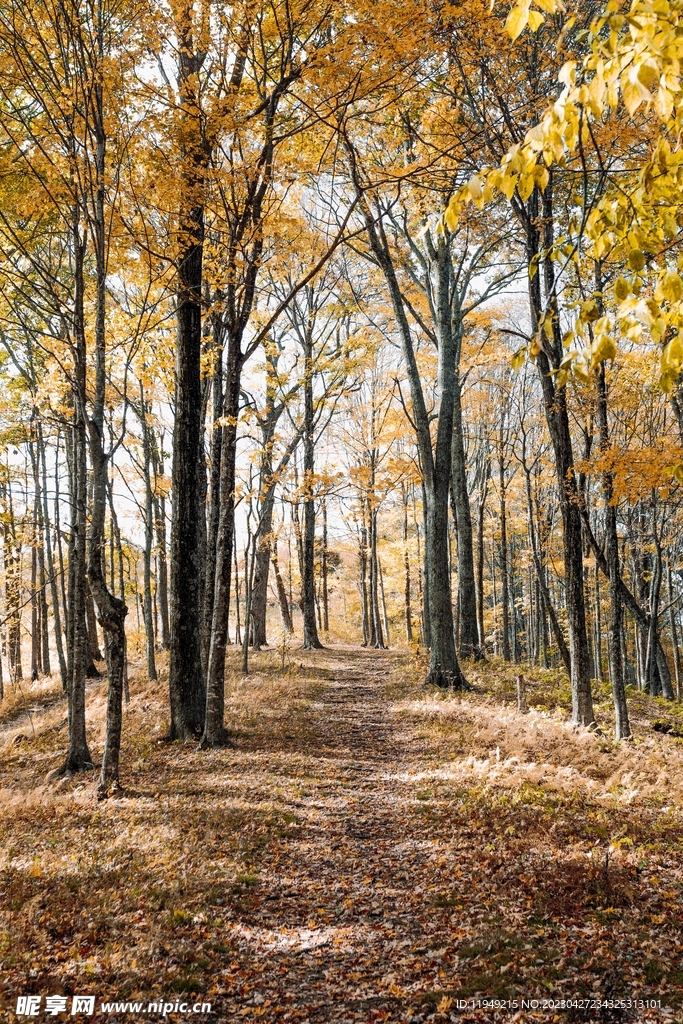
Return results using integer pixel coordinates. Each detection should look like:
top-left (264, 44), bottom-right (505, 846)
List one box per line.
top-left (0, 672), bottom-right (66, 736)
top-left (394, 691), bottom-right (683, 808)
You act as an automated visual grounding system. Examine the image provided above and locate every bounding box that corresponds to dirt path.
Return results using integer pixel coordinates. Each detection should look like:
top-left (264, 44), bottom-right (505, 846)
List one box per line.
top-left (218, 646), bottom-right (445, 1021)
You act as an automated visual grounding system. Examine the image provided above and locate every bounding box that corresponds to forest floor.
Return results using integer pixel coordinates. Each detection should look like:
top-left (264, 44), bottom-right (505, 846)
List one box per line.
top-left (1, 645), bottom-right (683, 1024)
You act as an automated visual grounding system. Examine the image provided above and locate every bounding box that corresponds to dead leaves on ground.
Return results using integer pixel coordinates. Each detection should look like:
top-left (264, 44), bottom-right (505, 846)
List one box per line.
top-left (0, 647), bottom-right (682, 1022)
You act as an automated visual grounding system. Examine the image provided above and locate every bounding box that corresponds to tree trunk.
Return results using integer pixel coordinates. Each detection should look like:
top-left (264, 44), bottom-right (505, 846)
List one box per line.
top-left (168, 8), bottom-right (208, 741)
top-left (378, 555), bottom-right (390, 646)
top-left (241, 528), bottom-right (259, 675)
top-left (347, 165), bottom-right (466, 684)
top-left (413, 486), bottom-right (427, 648)
top-left (54, 433), bottom-right (69, 690)
top-left (475, 459), bottom-right (489, 652)
top-left (86, 587), bottom-right (102, 662)
top-left (423, 475), bottom-right (461, 685)
top-left (522, 465), bottom-right (571, 674)
top-left (369, 502), bottom-right (385, 649)
top-left (30, 512), bottom-right (40, 681)
top-left (451, 375), bottom-right (480, 659)
top-left (594, 562), bottom-right (603, 683)
top-left (498, 449), bottom-right (511, 662)
top-left (152, 438), bottom-right (170, 650)
top-left (368, 208), bottom-right (462, 682)
top-left (203, 317), bottom-right (224, 666)
top-left (249, 357), bottom-right (302, 649)
top-left (581, 501), bottom-right (674, 699)
top-left (645, 502), bottom-right (669, 697)
top-left (139, 389), bottom-right (157, 681)
top-left (321, 497), bottom-right (329, 633)
top-left (234, 532), bottom-right (241, 645)
top-left (250, 488), bottom-right (276, 650)
top-left (200, 340), bottom-right (240, 747)
top-left (525, 184), bottom-right (594, 726)
top-left (56, 204), bottom-right (92, 776)
top-left (596, 364), bottom-right (630, 737)
top-left (509, 541), bottom-right (520, 662)
top-left (402, 486), bottom-right (413, 642)
top-left (272, 548), bottom-right (293, 633)
top-left (38, 424), bottom-right (67, 687)
top-left (359, 519), bottom-right (370, 646)
top-left (301, 313), bottom-right (322, 650)
top-left (88, 51), bottom-right (128, 793)
top-left (667, 561), bottom-right (682, 701)
top-left (4, 478), bottom-right (22, 683)
top-left (63, 402), bottom-right (90, 770)
top-left (30, 433), bottom-right (50, 678)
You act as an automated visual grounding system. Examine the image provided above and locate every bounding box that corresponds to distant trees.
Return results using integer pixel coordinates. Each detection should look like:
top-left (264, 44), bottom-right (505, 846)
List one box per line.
top-left (1, 0), bottom-right (683, 791)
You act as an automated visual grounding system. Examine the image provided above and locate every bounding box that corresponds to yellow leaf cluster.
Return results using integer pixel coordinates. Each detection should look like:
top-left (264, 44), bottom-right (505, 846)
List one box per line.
top-left (478, 0), bottom-right (683, 388)
top-left (504, 0), bottom-right (559, 41)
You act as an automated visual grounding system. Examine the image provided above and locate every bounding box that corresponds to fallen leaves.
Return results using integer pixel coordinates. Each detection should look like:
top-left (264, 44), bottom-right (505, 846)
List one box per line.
top-left (0, 647), bottom-right (681, 1021)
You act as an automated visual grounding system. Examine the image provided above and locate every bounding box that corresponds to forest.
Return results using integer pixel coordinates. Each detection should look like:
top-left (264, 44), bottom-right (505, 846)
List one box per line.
top-left (1, 0), bottom-right (683, 1021)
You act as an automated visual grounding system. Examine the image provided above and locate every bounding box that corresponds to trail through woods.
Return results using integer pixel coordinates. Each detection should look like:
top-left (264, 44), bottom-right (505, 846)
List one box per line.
top-left (1, 648), bottom-right (683, 1022)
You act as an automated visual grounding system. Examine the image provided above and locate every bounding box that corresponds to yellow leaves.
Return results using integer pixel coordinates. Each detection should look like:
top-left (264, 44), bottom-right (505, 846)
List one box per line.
top-left (478, 2), bottom-right (683, 398)
top-left (636, 58), bottom-right (660, 92)
top-left (465, 173), bottom-right (495, 209)
top-left (628, 249), bottom-right (646, 272)
top-left (525, 123), bottom-right (546, 153)
top-left (533, 164), bottom-right (549, 190)
top-left (516, 171), bottom-right (536, 201)
top-left (499, 171), bottom-right (518, 200)
top-left (598, 440), bottom-right (683, 501)
top-left (544, 306), bottom-right (619, 381)
top-left (467, 175), bottom-right (483, 201)
top-left (511, 346), bottom-right (527, 371)
top-left (593, 234), bottom-right (612, 261)
top-left (660, 336), bottom-right (683, 392)
top-left (621, 71), bottom-right (652, 115)
top-left (542, 313), bottom-right (555, 340)
top-left (558, 61), bottom-right (576, 88)
top-left (505, 3), bottom-right (531, 41)
top-left (655, 270), bottom-right (683, 303)
top-left (654, 85), bottom-right (674, 121)
top-left (589, 330), bottom-right (617, 371)
top-left (587, 69), bottom-right (607, 115)
top-left (510, 332), bottom-right (542, 372)
top-left (635, 297), bottom-right (660, 326)
top-left (580, 298), bottom-right (600, 323)
top-left (662, 335), bottom-right (683, 370)
top-left (444, 199), bottom-right (459, 231)
top-left (614, 276), bottom-right (630, 301)
top-left (505, 0), bottom-right (556, 39)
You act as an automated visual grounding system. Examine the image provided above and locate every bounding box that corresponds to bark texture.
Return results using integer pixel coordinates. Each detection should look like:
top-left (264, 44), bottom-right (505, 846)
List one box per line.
top-left (169, 8), bottom-right (208, 740)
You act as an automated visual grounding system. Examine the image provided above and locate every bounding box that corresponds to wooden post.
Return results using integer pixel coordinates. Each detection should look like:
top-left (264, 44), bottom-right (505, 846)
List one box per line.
top-left (517, 673), bottom-right (528, 714)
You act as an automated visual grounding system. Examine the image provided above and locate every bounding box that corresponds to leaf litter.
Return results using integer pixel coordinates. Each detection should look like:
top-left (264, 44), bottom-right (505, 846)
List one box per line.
top-left (0, 645), bottom-right (682, 1023)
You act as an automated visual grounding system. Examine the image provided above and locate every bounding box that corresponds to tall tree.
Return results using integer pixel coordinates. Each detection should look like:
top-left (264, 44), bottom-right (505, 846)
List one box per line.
top-left (167, 0), bottom-right (209, 740)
